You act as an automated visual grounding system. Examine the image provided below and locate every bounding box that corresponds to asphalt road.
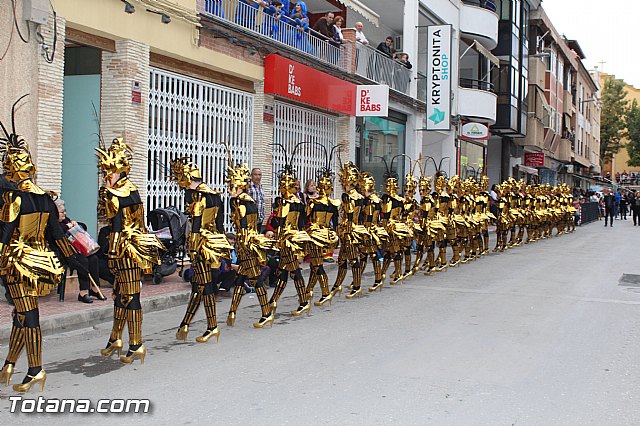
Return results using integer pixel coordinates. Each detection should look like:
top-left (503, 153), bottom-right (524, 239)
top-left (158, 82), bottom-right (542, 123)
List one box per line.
top-left (1, 218), bottom-right (640, 425)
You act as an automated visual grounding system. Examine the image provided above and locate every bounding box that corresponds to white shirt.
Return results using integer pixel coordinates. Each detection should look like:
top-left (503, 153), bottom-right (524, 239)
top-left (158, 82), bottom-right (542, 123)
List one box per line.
top-left (490, 190), bottom-right (498, 201)
top-left (355, 30), bottom-right (368, 45)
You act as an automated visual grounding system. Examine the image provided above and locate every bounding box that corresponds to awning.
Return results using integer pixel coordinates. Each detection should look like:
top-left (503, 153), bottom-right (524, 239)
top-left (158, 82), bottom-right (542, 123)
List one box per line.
top-left (518, 164), bottom-right (539, 176)
top-left (336, 0), bottom-right (380, 26)
top-left (473, 41), bottom-right (500, 67)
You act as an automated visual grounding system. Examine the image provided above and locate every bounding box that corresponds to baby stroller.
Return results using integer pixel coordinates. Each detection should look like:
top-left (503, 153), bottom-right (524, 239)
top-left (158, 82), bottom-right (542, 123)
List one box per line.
top-left (148, 206), bottom-right (188, 284)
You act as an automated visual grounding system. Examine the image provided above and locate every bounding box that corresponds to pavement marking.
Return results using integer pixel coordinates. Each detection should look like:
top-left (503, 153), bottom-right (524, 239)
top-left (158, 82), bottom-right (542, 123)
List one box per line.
top-left (401, 284), bottom-right (640, 306)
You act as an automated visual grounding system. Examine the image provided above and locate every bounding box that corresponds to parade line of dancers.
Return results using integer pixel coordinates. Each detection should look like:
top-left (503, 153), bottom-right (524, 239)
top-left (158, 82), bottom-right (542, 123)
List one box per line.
top-left (0, 98), bottom-right (576, 392)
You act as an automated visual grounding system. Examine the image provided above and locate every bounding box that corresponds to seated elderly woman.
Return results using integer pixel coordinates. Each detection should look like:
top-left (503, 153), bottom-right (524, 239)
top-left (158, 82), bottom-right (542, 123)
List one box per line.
top-left (54, 198), bottom-right (106, 303)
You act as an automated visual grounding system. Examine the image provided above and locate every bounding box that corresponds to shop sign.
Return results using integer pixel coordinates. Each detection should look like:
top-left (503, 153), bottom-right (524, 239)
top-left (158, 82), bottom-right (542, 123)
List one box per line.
top-left (356, 85), bottom-right (388, 117)
top-left (131, 81), bottom-right (141, 104)
top-left (263, 104), bottom-right (274, 123)
top-left (461, 122), bottom-right (489, 140)
top-left (426, 25), bottom-right (452, 131)
top-left (566, 164), bottom-right (574, 173)
top-left (524, 152), bottom-right (545, 167)
top-left (264, 54), bottom-right (356, 115)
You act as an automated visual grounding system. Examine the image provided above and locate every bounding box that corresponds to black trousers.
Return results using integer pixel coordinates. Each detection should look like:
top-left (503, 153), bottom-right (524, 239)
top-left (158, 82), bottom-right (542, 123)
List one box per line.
top-left (605, 208), bottom-right (615, 226)
top-left (67, 254), bottom-right (100, 291)
top-left (633, 207), bottom-right (640, 225)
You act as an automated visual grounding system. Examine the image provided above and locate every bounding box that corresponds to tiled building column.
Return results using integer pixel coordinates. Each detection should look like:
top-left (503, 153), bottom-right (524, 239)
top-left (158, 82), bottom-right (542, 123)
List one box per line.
top-left (101, 39), bottom-right (150, 204)
top-left (36, 13), bottom-right (66, 194)
top-left (252, 81), bottom-right (275, 216)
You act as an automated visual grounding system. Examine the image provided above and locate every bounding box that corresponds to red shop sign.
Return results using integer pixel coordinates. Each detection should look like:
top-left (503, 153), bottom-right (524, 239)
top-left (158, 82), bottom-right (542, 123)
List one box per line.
top-left (264, 54), bottom-right (356, 115)
top-left (524, 152), bottom-right (545, 167)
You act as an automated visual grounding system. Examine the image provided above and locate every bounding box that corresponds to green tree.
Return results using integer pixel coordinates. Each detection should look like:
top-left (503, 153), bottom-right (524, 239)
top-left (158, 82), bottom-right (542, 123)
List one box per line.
top-left (626, 99), bottom-right (640, 166)
top-left (600, 77), bottom-right (628, 162)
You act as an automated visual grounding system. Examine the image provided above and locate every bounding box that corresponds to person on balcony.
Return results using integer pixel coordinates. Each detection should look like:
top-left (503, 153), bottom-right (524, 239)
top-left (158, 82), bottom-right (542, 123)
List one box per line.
top-left (394, 53), bottom-right (413, 92)
top-left (312, 11), bottom-right (335, 41)
top-left (376, 36), bottom-right (395, 59)
top-left (262, 1), bottom-right (284, 40)
top-left (355, 21), bottom-right (368, 45)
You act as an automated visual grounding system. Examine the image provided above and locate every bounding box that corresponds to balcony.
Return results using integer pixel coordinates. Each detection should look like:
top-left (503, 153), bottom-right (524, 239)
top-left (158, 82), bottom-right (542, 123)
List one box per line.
top-left (563, 90), bottom-right (574, 116)
top-left (521, 115), bottom-right (544, 149)
top-left (558, 138), bottom-right (572, 162)
top-left (355, 43), bottom-right (412, 96)
top-left (202, 0), bottom-right (346, 70)
top-left (529, 57), bottom-right (546, 90)
top-left (457, 82), bottom-right (497, 123)
top-left (460, 1), bottom-right (499, 50)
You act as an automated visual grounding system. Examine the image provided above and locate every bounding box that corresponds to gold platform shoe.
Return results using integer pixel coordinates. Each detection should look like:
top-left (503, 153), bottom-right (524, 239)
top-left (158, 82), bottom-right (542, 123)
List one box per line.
top-left (176, 325), bottom-right (189, 341)
top-left (13, 370), bottom-right (46, 393)
top-left (195, 328), bottom-right (220, 344)
top-left (253, 312), bottom-right (274, 328)
top-left (226, 312), bottom-right (236, 327)
top-left (0, 364), bottom-right (14, 386)
top-left (100, 339), bottom-right (123, 357)
top-left (120, 345), bottom-right (146, 364)
top-left (291, 303), bottom-right (311, 317)
top-left (345, 287), bottom-right (362, 299)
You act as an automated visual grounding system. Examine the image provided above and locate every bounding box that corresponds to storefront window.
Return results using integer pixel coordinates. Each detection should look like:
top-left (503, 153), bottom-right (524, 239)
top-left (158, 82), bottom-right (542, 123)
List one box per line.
top-left (360, 116), bottom-right (406, 193)
top-left (459, 139), bottom-right (486, 180)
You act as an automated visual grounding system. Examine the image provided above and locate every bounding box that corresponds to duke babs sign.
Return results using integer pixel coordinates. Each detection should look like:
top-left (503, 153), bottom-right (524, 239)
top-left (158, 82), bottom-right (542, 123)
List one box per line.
top-left (355, 85), bottom-right (389, 117)
top-left (426, 25), bottom-right (452, 131)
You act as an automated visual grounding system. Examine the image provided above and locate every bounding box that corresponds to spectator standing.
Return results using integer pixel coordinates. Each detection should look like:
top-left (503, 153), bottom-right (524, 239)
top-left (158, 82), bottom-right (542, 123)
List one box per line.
top-left (632, 192), bottom-right (640, 226)
top-left (303, 179), bottom-right (319, 204)
top-left (248, 167), bottom-right (265, 231)
top-left (376, 36), bottom-right (395, 58)
top-left (312, 11), bottom-right (335, 40)
top-left (604, 189), bottom-right (616, 227)
top-left (355, 21), bottom-right (368, 45)
top-left (332, 15), bottom-right (346, 45)
top-left (614, 189), bottom-right (622, 218)
top-left (620, 193), bottom-right (629, 220)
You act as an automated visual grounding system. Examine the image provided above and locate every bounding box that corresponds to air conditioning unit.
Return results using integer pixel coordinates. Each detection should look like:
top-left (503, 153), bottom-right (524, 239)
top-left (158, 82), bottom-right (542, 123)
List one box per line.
top-left (394, 35), bottom-right (403, 52)
top-left (23, 0), bottom-right (49, 25)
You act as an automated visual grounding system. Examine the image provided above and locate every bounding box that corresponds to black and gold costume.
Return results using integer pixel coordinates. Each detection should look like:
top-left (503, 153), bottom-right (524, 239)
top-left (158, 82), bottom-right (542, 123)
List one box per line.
top-left (432, 175), bottom-right (450, 272)
top-left (331, 162), bottom-right (368, 299)
top-left (97, 138), bottom-right (162, 365)
top-left (222, 159), bottom-right (272, 329)
top-left (381, 176), bottom-right (411, 284)
top-left (0, 96), bottom-right (78, 392)
top-left (359, 172), bottom-right (388, 292)
top-left (171, 158), bottom-right (231, 343)
top-left (305, 174), bottom-right (340, 306)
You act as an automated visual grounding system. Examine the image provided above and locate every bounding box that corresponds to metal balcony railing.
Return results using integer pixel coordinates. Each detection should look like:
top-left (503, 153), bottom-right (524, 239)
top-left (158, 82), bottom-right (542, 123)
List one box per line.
top-left (417, 71), bottom-right (427, 103)
top-left (461, 0), bottom-right (497, 12)
top-left (355, 43), bottom-right (412, 95)
top-left (459, 77), bottom-right (494, 92)
top-left (203, 0), bottom-right (346, 70)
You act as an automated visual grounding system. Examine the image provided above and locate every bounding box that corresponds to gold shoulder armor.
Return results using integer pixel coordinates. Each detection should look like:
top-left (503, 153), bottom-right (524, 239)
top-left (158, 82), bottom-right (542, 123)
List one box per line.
top-left (330, 197), bottom-right (341, 207)
top-left (1, 192), bottom-right (21, 222)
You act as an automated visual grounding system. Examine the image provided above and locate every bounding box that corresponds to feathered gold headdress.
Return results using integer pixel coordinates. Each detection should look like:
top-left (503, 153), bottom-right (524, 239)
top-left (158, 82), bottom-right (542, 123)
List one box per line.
top-left (96, 137), bottom-right (133, 177)
top-left (169, 156), bottom-right (202, 189)
top-left (0, 95), bottom-right (37, 182)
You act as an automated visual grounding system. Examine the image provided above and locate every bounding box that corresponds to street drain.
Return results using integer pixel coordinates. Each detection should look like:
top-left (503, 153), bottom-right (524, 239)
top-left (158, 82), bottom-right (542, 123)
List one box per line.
top-left (618, 274), bottom-right (640, 286)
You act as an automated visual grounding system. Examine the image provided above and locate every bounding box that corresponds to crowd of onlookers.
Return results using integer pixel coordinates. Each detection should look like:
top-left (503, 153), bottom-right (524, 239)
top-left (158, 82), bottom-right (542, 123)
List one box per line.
top-left (606, 171), bottom-right (640, 186)
top-left (206, 0), bottom-right (413, 69)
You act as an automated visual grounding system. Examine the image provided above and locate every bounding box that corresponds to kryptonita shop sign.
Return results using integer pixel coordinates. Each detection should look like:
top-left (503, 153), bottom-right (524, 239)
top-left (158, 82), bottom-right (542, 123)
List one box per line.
top-left (426, 25), bottom-right (452, 131)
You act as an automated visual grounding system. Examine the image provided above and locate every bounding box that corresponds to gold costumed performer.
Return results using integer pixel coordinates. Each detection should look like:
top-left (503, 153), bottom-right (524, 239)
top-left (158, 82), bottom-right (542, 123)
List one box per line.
top-left (477, 175), bottom-right (495, 254)
top-left (330, 161), bottom-right (369, 299)
top-left (401, 165), bottom-right (419, 278)
top-left (379, 157), bottom-right (412, 285)
top-left (414, 165), bottom-right (445, 274)
top-left (97, 138), bottom-right (162, 364)
top-left (359, 172), bottom-right (388, 292)
top-left (268, 144), bottom-right (313, 316)
top-left (223, 154), bottom-right (273, 329)
top-left (0, 96), bottom-right (78, 392)
top-left (171, 157), bottom-right (232, 343)
top-left (431, 174), bottom-right (450, 272)
top-left (305, 146), bottom-right (340, 306)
